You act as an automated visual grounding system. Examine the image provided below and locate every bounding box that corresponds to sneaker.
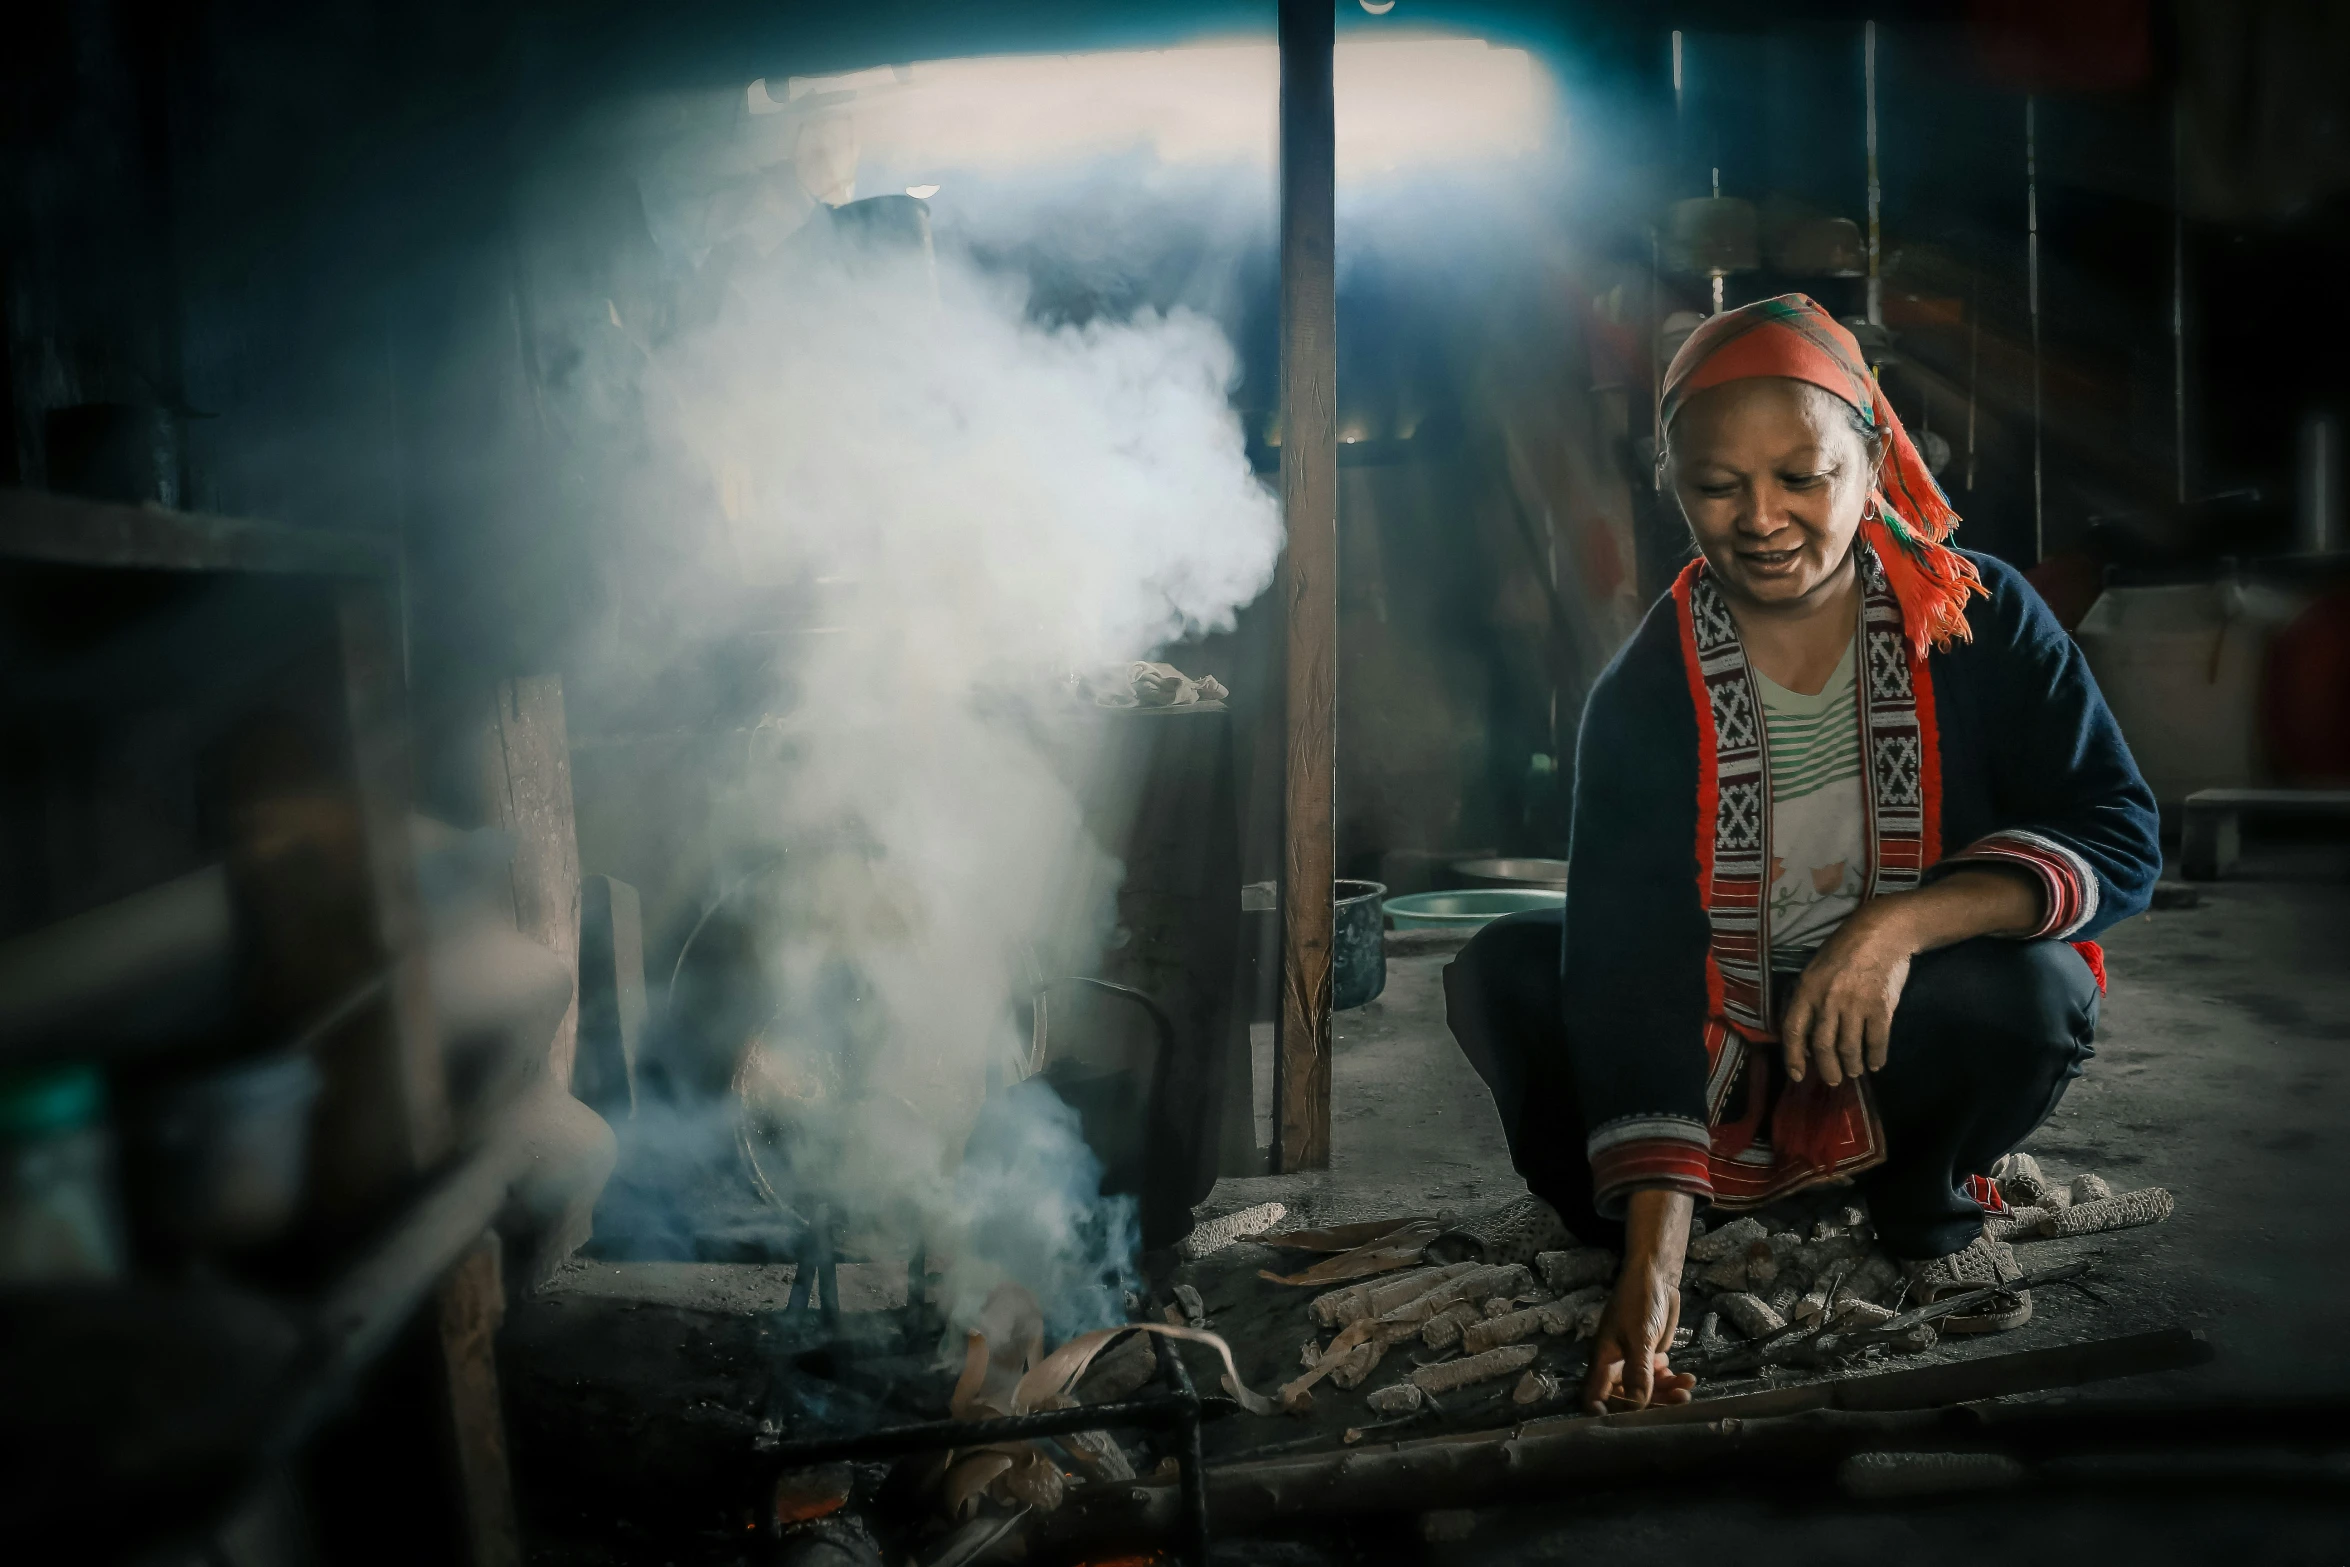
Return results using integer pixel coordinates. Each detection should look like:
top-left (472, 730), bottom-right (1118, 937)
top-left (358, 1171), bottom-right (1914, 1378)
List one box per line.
top-left (1901, 1229), bottom-right (2031, 1334)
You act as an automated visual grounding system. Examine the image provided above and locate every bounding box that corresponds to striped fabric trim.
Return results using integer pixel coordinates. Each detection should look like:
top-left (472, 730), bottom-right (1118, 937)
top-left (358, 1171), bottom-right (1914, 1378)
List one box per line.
top-left (1857, 548), bottom-right (1934, 895)
top-left (1587, 1117), bottom-right (1715, 1214)
top-left (1943, 829), bottom-right (2097, 939)
top-left (1706, 1123), bottom-right (1888, 1208)
top-left (1588, 1114), bottom-right (1715, 1156)
top-left (1590, 1149), bottom-right (1715, 1214)
top-left (1684, 569), bottom-right (1771, 1038)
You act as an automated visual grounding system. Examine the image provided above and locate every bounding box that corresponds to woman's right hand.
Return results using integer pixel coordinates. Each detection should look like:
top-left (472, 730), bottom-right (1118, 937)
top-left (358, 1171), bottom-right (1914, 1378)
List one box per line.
top-left (1581, 1189), bottom-right (1699, 1414)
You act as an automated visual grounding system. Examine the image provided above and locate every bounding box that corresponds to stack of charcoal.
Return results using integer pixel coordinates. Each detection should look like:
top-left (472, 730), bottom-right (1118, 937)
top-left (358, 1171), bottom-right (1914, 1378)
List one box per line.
top-left (1674, 1207), bottom-right (1913, 1356)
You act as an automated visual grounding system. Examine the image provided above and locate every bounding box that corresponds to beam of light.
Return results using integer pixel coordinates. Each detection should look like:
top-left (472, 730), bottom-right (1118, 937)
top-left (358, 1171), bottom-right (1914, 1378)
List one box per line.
top-left (747, 35), bottom-right (1554, 179)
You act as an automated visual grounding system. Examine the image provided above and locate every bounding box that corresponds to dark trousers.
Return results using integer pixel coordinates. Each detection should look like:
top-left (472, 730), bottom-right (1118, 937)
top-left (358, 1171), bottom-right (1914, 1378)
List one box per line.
top-left (1441, 909), bottom-right (2100, 1260)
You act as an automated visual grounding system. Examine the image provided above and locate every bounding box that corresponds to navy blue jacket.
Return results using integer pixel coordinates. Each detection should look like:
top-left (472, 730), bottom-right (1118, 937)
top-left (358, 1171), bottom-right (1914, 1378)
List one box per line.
top-left (1562, 549), bottom-right (2161, 1214)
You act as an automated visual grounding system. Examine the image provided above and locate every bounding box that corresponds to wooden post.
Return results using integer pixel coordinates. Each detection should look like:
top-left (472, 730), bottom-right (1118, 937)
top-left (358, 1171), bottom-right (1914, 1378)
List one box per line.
top-left (1276, 0), bottom-right (1338, 1172)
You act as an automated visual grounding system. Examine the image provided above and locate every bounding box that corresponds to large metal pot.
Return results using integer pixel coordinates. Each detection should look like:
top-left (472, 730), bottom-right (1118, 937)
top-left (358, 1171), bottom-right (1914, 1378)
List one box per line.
top-left (1333, 880), bottom-right (1387, 1011)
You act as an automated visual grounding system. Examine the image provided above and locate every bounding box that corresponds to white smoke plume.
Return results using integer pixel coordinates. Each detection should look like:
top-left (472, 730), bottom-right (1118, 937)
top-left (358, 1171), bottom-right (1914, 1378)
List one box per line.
top-left (639, 218), bottom-right (1281, 1336)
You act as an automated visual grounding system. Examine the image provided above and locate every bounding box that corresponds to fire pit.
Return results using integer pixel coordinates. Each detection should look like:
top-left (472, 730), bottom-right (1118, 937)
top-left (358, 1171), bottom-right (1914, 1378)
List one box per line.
top-left (758, 1325), bottom-right (1221, 1567)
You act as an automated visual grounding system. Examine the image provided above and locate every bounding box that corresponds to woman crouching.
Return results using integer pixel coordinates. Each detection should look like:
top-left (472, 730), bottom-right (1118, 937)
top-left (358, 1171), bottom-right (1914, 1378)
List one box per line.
top-left (1443, 295), bottom-right (2160, 1413)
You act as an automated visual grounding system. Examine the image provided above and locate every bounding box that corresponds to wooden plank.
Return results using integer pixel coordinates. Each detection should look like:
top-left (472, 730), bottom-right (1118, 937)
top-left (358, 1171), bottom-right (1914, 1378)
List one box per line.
top-left (1275, 0), bottom-right (1338, 1173)
top-left (0, 864), bottom-right (233, 1065)
top-left (339, 578), bottom-right (453, 1175)
top-left (1592, 1325), bottom-right (2212, 1428)
top-left (482, 675), bottom-right (583, 1089)
top-left (437, 1235), bottom-right (524, 1567)
top-left (0, 486), bottom-right (395, 577)
top-left (1041, 1329), bottom-right (2216, 1542)
top-left (2182, 787), bottom-right (2350, 811)
top-left (223, 579), bottom-right (443, 1228)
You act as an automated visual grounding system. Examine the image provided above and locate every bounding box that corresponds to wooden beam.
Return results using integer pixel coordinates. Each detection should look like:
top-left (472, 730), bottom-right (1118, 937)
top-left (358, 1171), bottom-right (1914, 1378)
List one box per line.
top-left (1275, 0), bottom-right (1338, 1173)
top-left (0, 485), bottom-right (397, 577)
top-left (1037, 1328), bottom-right (2217, 1544)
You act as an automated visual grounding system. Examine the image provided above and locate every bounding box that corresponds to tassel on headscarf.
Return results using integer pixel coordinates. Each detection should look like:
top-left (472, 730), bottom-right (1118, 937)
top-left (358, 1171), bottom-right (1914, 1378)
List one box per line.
top-left (1659, 293), bottom-right (1987, 656)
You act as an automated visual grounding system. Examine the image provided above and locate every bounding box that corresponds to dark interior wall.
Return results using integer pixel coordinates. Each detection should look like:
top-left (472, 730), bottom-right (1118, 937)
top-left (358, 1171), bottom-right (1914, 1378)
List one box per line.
top-left (1669, 4), bottom-right (2350, 570)
top-left (8, 0), bottom-right (2348, 899)
top-left (1653, 17), bottom-right (2179, 569)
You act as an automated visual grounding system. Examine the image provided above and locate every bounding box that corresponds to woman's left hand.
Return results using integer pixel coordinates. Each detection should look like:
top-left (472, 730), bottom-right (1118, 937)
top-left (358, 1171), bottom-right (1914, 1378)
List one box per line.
top-left (1778, 901), bottom-right (1913, 1088)
top-left (1779, 870), bottom-right (2046, 1088)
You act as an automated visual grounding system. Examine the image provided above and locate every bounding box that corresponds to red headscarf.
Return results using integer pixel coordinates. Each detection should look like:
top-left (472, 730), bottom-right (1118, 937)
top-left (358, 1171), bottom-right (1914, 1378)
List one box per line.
top-left (1661, 293), bottom-right (1986, 654)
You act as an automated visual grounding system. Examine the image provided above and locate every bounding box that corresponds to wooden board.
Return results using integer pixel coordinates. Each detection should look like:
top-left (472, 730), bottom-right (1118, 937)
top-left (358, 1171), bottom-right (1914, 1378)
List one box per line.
top-left (482, 674), bottom-right (583, 1089)
top-left (0, 486), bottom-right (395, 576)
top-left (437, 1235), bottom-right (523, 1567)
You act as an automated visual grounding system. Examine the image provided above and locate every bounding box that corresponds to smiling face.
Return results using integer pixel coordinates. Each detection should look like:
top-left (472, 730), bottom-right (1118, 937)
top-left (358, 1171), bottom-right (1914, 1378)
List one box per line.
top-left (1666, 377), bottom-right (1881, 612)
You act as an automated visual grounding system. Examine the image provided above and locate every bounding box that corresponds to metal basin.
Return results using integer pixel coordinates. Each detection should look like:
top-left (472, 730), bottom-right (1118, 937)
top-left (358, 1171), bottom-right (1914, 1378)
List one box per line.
top-left (1385, 888), bottom-right (1564, 930)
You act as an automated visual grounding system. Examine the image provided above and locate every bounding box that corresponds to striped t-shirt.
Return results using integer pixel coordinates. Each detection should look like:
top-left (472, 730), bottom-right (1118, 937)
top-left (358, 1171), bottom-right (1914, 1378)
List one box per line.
top-left (1755, 636), bottom-right (1865, 967)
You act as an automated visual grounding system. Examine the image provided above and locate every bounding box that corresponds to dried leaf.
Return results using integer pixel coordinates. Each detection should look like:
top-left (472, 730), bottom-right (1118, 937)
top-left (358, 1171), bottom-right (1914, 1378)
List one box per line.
top-left (1261, 1216), bottom-right (1436, 1252)
top-left (1277, 1316), bottom-right (1376, 1406)
top-left (942, 1452), bottom-right (1015, 1518)
top-left (1257, 1221), bottom-right (1442, 1287)
top-left (1015, 1328), bottom-right (1135, 1414)
top-left (1008, 1322), bottom-right (1279, 1417)
top-left (948, 1331), bottom-right (990, 1421)
top-left (955, 1283), bottom-right (1046, 1419)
